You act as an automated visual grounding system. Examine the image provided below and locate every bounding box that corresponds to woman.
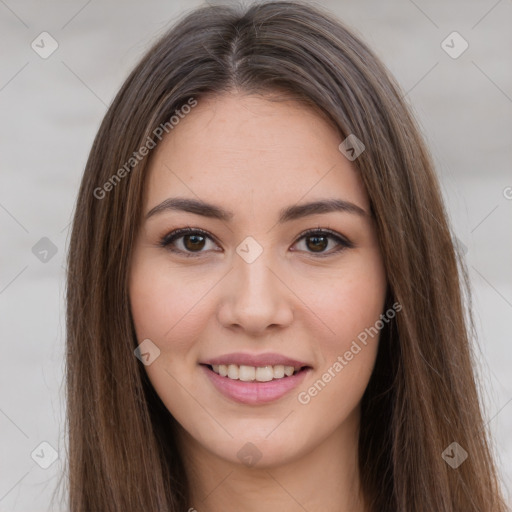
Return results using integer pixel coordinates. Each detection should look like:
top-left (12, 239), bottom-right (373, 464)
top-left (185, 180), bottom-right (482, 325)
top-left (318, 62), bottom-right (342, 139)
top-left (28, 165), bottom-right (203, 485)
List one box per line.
top-left (63, 1), bottom-right (508, 510)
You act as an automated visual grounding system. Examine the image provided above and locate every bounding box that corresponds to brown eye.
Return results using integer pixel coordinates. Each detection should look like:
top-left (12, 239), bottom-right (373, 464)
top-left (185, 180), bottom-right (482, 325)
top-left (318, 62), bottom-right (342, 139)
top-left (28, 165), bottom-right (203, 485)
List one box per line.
top-left (305, 234), bottom-right (329, 252)
top-left (183, 234), bottom-right (206, 251)
top-left (292, 229), bottom-right (354, 256)
top-left (160, 228), bottom-right (218, 257)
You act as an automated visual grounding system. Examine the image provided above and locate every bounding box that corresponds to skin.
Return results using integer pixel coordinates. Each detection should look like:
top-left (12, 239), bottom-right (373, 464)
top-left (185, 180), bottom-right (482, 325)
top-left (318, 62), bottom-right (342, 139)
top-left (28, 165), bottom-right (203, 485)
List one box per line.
top-left (129, 91), bottom-right (387, 512)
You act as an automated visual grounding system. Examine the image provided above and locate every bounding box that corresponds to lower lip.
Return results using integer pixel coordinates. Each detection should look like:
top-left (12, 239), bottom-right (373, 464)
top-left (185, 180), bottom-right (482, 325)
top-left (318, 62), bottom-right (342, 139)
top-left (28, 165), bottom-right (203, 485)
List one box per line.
top-left (201, 365), bottom-right (311, 405)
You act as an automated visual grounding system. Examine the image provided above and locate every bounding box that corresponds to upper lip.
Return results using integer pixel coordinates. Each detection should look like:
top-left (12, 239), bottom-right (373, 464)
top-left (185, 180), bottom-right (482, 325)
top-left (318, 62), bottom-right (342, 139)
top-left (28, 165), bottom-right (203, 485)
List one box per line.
top-left (202, 352), bottom-right (311, 368)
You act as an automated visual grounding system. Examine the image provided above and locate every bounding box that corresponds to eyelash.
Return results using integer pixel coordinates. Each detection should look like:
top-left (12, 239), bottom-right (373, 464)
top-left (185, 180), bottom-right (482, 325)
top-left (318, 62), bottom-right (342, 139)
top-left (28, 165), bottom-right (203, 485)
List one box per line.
top-left (158, 226), bottom-right (354, 258)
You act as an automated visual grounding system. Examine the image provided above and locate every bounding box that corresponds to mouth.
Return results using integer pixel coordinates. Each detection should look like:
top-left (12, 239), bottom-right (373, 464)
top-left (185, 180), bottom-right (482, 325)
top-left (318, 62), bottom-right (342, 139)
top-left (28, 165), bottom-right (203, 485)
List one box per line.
top-left (202, 363), bottom-right (309, 382)
top-left (200, 361), bottom-right (312, 405)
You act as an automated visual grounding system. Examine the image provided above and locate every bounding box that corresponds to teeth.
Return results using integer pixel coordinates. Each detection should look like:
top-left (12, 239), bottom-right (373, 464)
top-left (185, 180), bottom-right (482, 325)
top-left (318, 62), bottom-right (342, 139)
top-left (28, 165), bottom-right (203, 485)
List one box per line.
top-left (210, 363), bottom-right (302, 381)
top-left (227, 364), bottom-right (239, 379)
top-left (273, 365), bottom-right (285, 378)
top-left (284, 366), bottom-right (294, 377)
top-left (255, 366), bottom-right (274, 382)
top-left (239, 365), bottom-right (256, 382)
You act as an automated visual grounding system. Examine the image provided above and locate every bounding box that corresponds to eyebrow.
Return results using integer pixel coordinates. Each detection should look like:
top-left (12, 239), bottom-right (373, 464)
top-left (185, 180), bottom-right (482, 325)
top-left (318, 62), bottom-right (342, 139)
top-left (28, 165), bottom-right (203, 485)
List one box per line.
top-left (145, 197), bottom-right (368, 223)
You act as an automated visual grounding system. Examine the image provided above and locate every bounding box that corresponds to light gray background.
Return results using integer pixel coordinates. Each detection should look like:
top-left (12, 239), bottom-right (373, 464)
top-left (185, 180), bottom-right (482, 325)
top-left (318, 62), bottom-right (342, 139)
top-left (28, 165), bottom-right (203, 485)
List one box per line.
top-left (1, 0), bottom-right (511, 510)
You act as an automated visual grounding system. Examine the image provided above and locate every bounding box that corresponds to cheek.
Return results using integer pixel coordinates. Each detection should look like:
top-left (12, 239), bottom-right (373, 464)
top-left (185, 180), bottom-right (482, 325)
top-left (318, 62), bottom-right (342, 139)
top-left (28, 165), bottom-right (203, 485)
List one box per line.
top-left (293, 256), bottom-right (386, 412)
top-left (294, 252), bottom-right (387, 355)
top-left (295, 271), bottom-right (386, 418)
top-left (129, 259), bottom-right (214, 427)
top-left (129, 257), bottom-right (215, 347)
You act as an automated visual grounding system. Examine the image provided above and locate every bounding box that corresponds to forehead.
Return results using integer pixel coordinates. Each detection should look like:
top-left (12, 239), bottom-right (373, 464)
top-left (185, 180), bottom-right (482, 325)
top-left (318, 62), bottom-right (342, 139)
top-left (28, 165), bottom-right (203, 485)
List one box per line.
top-left (143, 92), bottom-right (369, 216)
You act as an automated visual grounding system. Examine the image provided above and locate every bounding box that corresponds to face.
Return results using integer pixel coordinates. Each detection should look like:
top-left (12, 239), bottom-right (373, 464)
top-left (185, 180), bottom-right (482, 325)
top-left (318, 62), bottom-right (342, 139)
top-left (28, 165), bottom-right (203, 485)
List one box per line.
top-left (129, 92), bottom-right (387, 469)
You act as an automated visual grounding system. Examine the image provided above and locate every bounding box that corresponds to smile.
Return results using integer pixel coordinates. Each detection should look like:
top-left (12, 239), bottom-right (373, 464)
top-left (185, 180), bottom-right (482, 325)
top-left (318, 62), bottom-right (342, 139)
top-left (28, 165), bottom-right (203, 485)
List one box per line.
top-left (209, 363), bottom-right (302, 382)
top-left (201, 363), bottom-right (311, 405)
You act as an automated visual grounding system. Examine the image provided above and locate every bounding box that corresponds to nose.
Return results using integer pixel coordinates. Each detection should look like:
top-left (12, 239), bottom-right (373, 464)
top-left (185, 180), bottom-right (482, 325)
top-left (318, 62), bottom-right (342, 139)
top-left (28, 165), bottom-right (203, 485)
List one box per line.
top-left (217, 250), bottom-right (294, 335)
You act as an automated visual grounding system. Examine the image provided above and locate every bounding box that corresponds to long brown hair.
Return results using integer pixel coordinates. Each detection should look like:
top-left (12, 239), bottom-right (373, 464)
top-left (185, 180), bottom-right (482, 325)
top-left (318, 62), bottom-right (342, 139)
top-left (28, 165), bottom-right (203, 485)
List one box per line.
top-left (60, 1), bottom-right (508, 510)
